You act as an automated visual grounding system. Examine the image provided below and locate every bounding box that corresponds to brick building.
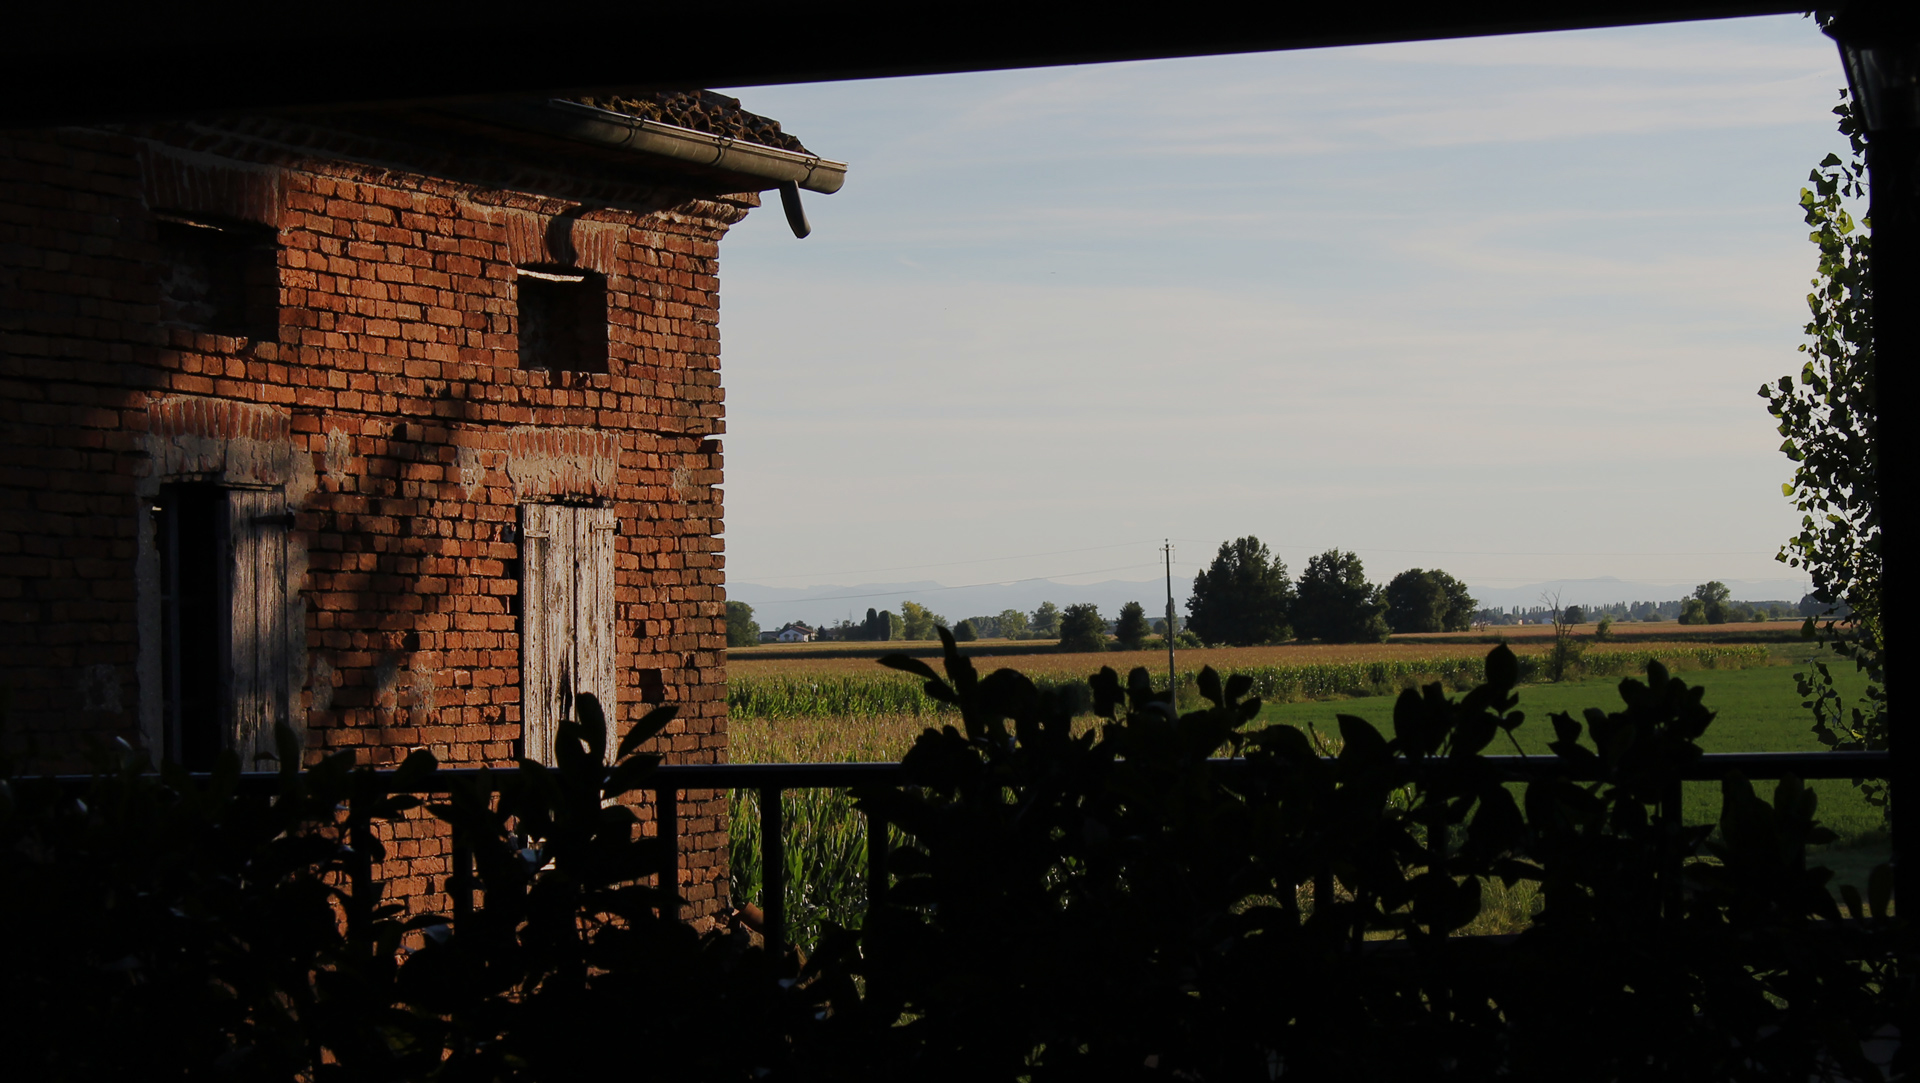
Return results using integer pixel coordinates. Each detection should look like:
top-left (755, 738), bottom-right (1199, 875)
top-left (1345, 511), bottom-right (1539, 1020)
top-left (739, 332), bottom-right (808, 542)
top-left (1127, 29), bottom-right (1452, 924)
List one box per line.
top-left (0, 91), bottom-right (844, 917)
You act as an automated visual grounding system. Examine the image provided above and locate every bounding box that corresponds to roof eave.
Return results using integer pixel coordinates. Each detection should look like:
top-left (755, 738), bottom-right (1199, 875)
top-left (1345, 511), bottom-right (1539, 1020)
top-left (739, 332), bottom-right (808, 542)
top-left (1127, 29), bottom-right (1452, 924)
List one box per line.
top-left (450, 98), bottom-right (846, 195)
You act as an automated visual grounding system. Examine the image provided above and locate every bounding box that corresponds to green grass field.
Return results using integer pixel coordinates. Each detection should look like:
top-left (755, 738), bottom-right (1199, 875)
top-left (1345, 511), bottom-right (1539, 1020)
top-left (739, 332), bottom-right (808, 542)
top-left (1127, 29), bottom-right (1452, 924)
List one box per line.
top-left (1254, 660), bottom-right (1889, 893)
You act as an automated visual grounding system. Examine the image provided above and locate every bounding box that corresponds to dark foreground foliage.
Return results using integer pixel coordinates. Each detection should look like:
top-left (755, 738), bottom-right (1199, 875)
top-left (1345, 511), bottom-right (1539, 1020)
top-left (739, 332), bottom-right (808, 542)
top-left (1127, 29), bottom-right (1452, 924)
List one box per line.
top-left (811, 633), bottom-right (1909, 1082)
top-left (1, 700), bottom-right (811, 1082)
top-left (2, 640), bottom-right (1910, 1081)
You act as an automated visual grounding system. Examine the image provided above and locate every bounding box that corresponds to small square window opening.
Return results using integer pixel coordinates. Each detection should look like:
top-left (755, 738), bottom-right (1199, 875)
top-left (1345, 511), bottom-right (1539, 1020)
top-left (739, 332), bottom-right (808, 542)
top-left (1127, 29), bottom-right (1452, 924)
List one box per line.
top-left (635, 668), bottom-right (667, 704)
top-left (517, 267), bottom-right (609, 374)
top-left (155, 214), bottom-right (279, 338)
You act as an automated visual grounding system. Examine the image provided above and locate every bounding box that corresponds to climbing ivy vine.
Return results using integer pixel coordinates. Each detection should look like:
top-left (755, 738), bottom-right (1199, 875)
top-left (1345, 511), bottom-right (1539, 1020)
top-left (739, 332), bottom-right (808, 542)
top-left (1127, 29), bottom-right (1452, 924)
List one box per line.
top-left (1759, 90), bottom-right (1885, 807)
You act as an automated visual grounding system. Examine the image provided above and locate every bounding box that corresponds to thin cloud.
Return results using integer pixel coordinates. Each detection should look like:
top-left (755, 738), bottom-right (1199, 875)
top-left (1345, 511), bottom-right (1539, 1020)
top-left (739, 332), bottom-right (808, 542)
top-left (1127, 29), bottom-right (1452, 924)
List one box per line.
top-left (712, 15), bottom-right (1840, 590)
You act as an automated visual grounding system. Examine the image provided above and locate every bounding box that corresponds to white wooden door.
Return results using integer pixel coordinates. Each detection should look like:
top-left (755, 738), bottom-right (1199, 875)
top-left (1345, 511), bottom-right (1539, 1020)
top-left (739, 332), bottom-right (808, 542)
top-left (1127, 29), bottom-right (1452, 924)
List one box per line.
top-left (521, 504), bottom-right (617, 765)
top-left (227, 488), bottom-right (290, 768)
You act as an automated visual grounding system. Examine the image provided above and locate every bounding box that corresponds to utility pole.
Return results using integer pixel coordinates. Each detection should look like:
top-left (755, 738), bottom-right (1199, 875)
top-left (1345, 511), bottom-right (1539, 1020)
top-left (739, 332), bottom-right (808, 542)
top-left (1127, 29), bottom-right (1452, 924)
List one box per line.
top-left (1164, 540), bottom-right (1177, 711)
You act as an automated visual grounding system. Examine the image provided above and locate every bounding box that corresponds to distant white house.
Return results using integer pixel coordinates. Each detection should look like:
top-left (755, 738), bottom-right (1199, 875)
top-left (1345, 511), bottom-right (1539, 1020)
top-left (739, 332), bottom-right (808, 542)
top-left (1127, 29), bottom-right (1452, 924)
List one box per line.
top-left (767, 622), bottom-right (816, 644)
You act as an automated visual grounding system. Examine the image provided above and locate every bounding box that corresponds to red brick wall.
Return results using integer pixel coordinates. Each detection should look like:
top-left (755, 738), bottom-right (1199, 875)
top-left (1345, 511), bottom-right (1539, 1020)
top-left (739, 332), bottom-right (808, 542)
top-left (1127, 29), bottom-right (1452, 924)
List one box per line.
top-left (0, 119), bottom-right (748, 917)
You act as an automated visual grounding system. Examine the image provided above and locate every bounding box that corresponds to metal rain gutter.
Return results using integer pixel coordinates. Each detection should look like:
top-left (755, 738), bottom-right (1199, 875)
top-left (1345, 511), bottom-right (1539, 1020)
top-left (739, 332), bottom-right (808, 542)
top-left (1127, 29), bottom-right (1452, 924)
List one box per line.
top-left (492, 97), bottom-right (847, 195)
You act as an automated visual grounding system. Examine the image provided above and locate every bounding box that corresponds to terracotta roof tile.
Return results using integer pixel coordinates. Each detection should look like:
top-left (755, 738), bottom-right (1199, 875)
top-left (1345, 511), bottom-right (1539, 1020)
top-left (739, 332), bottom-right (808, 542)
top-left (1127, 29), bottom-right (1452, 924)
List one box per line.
top-left (569, 90), bottom-right (812, 154)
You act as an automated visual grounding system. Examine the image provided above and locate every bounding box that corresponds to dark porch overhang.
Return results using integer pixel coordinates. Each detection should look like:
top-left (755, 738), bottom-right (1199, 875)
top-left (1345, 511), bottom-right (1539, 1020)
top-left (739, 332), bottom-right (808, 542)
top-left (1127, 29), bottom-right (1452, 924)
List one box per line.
top-left (6, 3), bottom-right (1802, 129)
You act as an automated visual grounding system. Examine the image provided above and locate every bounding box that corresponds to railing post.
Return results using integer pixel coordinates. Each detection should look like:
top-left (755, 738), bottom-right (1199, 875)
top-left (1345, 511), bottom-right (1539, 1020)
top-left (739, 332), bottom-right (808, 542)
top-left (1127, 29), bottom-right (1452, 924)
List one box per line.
top-left (1660, 776), bottom-right (1683, 920)
top-left (760, 785), bottom-right (785, 949)
top-left (867, 808), bottom-right (888, 913)
top-left (657, 785), bottom-right (679, 921)
top-left (450, 832), bottom-right (473, 927)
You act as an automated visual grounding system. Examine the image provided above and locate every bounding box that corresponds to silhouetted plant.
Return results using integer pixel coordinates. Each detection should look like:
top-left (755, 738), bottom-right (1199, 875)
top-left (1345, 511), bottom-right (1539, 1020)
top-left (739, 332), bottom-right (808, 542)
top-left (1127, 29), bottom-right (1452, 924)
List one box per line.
top-left (1, 699), bottom-right (817, 1081)
top-left (1761, 89), bottom-right (1884, 810)
top-left (802, 630), bottom-right (1906, 1082)
top-left (1, 725), bottom-right (440, 1079)
top-left (6, 661), bottom-right (1907, 1081)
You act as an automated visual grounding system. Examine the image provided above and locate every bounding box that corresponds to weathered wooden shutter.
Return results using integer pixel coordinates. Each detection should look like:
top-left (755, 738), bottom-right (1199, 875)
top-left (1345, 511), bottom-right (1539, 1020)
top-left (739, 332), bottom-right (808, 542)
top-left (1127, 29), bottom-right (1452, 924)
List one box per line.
top-left (226, 488), bottom-right (290, 768)
top-left (521, 504), bottom-right (617, 765)
top-left (577, 504), bottom-right (618, 760)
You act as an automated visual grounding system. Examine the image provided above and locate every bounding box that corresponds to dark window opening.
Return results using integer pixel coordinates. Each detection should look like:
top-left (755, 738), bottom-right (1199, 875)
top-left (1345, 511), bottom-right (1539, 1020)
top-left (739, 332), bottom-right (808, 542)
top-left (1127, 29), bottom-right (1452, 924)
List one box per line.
top-left (517, 267), bottom-right (609, 373)
top-left (157, 484), bottom-right (226, 771)
top-left (636, 668), bottom-right (667, 704)
top-left (155, 213), bottom-right (279, 338)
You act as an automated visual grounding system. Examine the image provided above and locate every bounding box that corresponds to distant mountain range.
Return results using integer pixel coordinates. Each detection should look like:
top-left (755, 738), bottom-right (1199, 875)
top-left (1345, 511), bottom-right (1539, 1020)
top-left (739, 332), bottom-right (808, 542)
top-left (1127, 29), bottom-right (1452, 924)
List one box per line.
top-left (727, 579), bottom-right (1190, 626)
top-left (729, 574), bottom-right (1813, 625)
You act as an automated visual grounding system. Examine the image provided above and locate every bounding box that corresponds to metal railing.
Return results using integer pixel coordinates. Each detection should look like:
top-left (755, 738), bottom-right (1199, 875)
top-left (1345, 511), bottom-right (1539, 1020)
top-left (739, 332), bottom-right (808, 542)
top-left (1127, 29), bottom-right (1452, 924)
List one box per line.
top-left (54, 749), bottom-right (1894, 948)
top-left (655, 751), bottom-right (1893, 946)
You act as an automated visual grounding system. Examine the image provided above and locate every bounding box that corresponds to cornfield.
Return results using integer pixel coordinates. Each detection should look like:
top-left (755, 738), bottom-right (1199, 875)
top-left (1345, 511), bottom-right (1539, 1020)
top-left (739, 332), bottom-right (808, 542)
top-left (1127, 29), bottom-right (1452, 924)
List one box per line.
top-left (727, 645), bottom-right (1769, 721)
top-left (728, 787), bottom-right (876, 952)
top-left (723, 644), bottom-right (1769, 950)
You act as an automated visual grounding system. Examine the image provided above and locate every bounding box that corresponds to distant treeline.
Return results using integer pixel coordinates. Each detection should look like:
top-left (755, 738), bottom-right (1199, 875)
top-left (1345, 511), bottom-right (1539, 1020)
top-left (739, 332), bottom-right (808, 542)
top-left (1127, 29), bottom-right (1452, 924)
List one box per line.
top-left (728, 558), bottom-right (1845, 652)
top-left (1473, 589), bottom-right (1833, 627)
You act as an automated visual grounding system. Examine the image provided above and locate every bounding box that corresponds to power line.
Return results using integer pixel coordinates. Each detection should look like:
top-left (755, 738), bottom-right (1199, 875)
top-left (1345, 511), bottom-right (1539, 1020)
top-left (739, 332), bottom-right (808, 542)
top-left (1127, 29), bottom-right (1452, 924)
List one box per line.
top-left (739, 561), bottom-right (1165, 607)
top-left (1171, 538), bottom-right (1773, 558)
top-left (743, 538), bottom-right (1775, 587)
top-left (738, 539), bottom-right (1165, 582)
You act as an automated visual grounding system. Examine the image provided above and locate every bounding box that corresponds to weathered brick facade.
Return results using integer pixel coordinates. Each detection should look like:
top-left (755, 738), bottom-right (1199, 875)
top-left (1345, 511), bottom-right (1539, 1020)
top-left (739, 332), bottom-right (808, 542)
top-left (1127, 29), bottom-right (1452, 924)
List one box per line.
top-left (0, 98), bottom-right (825, 918)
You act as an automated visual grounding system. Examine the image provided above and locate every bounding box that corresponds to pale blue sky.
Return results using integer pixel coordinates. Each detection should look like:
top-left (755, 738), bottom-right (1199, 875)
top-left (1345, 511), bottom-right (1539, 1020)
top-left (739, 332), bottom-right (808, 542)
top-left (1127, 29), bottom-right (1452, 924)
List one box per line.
top-left (713, 14), bottom-right (1847, 602)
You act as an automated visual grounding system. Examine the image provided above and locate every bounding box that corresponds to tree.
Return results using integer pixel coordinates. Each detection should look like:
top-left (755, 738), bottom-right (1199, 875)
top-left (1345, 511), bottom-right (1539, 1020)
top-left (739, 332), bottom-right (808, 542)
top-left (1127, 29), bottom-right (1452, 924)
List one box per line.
top-left (1563, 605), bottom-right (1586, 625)
top-left (1543, 593), bottom-right (1587, 681)
top-left (725, 601), bottom-right (761, 647)
top-left (864, 608), bottom-right (901, 641)
top-left (1293, 549), bottom-right (1388, 644)
top-left (900, 600), bottom-right (945, 640)
top-left (1185, 536), bottom-right (1295, 646)
top-left (954, 619), bottom-right (978, 642)
top-left (1030, 601), bottom-right (1062, 639)
top-left (1058, 603), bottom-right (1107, 652)
top-left (1437, 572), bottom-right (1477, 632)
top-left (996, 609), bottom-right (1029, 640)
top-left (1760, 87), bottom-right (1885, 806)
top-left (1383, 568), bottom-right (1477, 634)
top-left (1692, 581), bottom-right (1731, 625)
top-left (1114, 601), bottom-right (1151, 650)
top-left (1678, 598), bottom-right (1707, 625)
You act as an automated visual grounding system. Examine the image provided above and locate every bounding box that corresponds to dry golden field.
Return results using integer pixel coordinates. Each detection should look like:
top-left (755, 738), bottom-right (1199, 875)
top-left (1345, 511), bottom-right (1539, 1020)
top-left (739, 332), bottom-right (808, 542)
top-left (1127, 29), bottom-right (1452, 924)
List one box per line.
top-left (1399, 619), bottom-right (1795, 641)
top-left (733, 711), bottom-right (1109, 764)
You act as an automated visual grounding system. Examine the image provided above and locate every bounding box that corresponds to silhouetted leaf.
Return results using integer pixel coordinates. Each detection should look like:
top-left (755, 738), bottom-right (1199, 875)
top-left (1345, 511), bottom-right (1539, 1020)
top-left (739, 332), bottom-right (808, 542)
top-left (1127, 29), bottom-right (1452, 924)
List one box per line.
top-left (1224, 673), bottom-right (1254, 703)
top-left (1868, 862), bottom-right (1892, 919)
top-left (576, 693), bottom-right (609, 762)
top-left (878, 654), bottom-right (940, 682)
top-left (1486, 644), bottom-right (1519, 692)
top-left (1197, 666), bottom-right (1223, 707)
top-left (617, 705), bottom-right (679, 761)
